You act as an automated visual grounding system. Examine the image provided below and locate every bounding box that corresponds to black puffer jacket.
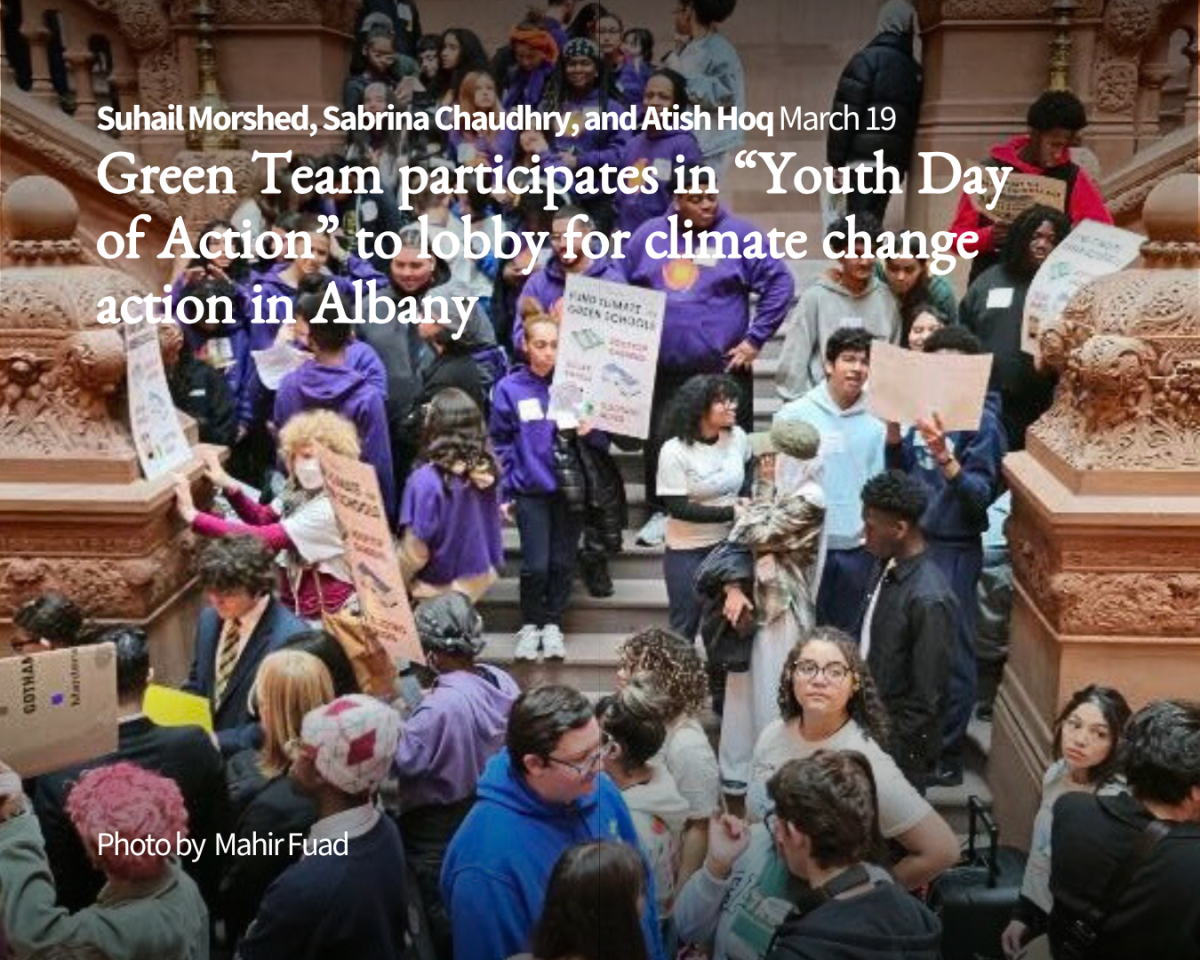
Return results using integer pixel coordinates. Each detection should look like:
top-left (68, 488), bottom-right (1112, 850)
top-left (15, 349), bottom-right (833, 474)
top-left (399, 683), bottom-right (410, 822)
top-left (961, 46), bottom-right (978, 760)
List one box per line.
top-left (577, 439), bottom-right (627, 553)
top-left (827, 32), bottom-right (923, 174)
top-left (694, 541), bottom-right (756, 673)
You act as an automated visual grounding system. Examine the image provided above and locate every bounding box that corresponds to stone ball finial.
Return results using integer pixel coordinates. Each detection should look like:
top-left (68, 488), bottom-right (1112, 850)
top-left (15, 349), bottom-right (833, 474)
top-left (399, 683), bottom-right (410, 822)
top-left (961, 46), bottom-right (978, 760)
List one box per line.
top-left (1143, 173), bottom-right (1200, 244)
top-left (3, 176), bottom-right (80, 241)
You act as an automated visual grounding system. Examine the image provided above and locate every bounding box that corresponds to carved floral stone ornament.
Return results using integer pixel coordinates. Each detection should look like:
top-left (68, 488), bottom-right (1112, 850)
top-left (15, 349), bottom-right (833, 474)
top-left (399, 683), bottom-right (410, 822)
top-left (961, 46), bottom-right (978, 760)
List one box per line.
top-left (0, 176), bottom-right (149, 477)
top-left (1033, 173), bottom-right (1200, 473)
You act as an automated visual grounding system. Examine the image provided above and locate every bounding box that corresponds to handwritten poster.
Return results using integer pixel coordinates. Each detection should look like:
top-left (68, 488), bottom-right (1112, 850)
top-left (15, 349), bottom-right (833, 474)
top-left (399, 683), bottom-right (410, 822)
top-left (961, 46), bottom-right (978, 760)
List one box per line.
top-left (126, 323), bottom-right (191, 479)
top-left (1022, 220), bottom-right (1144, 358)
top-left (867, 341), bottom-right (994, 432)
top-left (0, 644), bottom-right (118, 777)
top-left (550, 275), bottom-right (666, 439)
top-left (972, 172), bottom-right (1067, 224)
top-left (251, 342), bottom-right (308, 390)
top-left (315, 446), bottom-right (423, 664)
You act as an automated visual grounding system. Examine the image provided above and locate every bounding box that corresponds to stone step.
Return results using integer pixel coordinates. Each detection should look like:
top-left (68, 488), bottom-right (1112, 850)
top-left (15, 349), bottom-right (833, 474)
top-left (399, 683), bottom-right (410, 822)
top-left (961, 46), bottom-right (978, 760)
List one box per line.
top-left (477, 577), bottom-right (669, 634)
top-left (480, 631), bottom-right (628, 692)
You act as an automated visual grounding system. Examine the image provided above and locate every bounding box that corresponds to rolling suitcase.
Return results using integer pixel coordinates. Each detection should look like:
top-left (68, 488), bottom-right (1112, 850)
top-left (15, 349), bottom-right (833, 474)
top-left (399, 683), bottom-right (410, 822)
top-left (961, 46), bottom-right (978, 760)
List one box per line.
top-left (927, 795), bottom-right (1028, 960)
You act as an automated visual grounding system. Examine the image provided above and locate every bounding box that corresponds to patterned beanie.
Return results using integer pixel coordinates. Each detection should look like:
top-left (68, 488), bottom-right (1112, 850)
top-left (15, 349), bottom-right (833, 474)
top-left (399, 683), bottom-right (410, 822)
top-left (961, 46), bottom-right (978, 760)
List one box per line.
top-left (300, 694), bottom-right (401, 795)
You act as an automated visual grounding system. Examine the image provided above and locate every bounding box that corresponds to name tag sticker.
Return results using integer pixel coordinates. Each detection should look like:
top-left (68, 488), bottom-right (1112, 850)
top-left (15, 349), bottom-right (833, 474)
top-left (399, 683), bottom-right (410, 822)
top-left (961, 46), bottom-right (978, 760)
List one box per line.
top-left (653, 158), bottom-right (673, 181)
top-left (518, 397), bottom-right (545, 422)
top-left (986, 287), bottom-right (1015, 310)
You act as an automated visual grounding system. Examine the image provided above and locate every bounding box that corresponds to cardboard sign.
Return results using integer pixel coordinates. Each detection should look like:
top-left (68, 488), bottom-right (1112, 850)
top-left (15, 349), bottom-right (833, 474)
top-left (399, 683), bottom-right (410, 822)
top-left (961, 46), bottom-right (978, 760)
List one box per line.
top-left (126, 324), bottom-right (191, 479)
top-left (143, 683), bottom-right (213, 734)
top-left (867, 341), bottom-right (994, 432)
top-left (0, 644), bottom-right (119, 777)
top-left (549, 275), bottom-right (667, 440)
top-left (315, 446), bottom-right (423, 665)
top-left (972, 172), bottom-right (1067, 225)
top-left (1022, 220), bottom-right (1144, 358)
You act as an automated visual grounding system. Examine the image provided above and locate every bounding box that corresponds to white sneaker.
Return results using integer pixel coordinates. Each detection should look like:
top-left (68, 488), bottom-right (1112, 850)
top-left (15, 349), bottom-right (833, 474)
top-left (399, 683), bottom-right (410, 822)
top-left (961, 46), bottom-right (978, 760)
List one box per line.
top-left (513, 624), bottom-right (541, 661)
top-left (541, 625), bottom-right (566, 660)
top-left (636, 511), bottom-right (667, 547)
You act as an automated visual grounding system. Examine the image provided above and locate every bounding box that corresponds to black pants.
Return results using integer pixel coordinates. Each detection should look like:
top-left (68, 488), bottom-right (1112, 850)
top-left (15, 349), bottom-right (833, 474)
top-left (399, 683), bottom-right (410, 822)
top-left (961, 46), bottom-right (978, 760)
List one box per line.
top-left (398, 798), bottom-right (475, 960)
top-left (515, 493), bottom-right (583, 627)
top-left (643, 367), bottom-right (755, 508)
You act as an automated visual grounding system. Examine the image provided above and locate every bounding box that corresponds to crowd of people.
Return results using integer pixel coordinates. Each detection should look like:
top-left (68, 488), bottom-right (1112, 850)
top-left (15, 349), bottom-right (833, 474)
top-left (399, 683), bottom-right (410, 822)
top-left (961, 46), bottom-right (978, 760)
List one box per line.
top-left (3, 1), bottom-right (1199, 960)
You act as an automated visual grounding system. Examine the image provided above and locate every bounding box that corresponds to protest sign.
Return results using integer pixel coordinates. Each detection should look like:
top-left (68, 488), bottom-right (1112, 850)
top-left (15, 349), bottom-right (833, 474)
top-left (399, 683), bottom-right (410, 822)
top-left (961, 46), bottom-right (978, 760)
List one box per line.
top-left (251, 342), bottom-right (308, 390)
top-left (143, 683), bottom-right (213, 734)
top-left (0, 644), bottom-right (118, 777)
top-left (549, 275), bottom-right (666, 440)
top-left (972, 172), bottom-right (1067, 224)
top-left (1022, 220), bottom-right (1144, 358)
top-left (315, 446), bottom-right (423, 665)
top-left (126, 323), bottom-right (191, 479)
top-left (867, 341), bottom-right (993, 432)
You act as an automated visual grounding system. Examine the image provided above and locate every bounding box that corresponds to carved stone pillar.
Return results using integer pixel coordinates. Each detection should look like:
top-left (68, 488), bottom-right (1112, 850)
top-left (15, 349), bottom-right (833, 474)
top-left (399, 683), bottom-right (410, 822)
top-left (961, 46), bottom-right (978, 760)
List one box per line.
top-left (1184, 32), bottom-right (1199, 127)
top-left (21, 25), bottom-right (55, 101)
top-left (66, 49), bottom-right (98, 121)
top-left (990, 173), bottom-right (1200, 842)
top-left (0, 176), bottom-right (205, 683)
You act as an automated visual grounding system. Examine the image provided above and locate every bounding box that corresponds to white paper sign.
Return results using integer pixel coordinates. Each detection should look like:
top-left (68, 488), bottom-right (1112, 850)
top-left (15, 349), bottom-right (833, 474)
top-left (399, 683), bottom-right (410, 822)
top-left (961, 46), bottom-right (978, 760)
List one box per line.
top-left (550, 275), bottom-right (667, 439)
top-left (252, 342), bottom-right (308, 390)
top-left (126, 324), bottom-right (191, 479)
top-left (1022, 220), bottom-right (1144, 358)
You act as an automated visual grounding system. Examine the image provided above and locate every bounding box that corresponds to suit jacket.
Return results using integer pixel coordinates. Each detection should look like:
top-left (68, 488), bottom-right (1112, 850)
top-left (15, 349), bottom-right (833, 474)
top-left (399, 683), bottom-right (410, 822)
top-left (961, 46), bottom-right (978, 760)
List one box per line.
top-left (32, 715), bottom-right (231, 912)
top-left (183, 596), bottom-right (305, 755)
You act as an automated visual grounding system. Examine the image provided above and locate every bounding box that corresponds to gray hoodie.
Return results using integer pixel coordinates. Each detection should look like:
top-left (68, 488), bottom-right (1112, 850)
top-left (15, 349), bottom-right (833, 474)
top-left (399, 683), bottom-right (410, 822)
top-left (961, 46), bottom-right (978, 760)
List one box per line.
top-left (775, 272), bottom-right (900, 400)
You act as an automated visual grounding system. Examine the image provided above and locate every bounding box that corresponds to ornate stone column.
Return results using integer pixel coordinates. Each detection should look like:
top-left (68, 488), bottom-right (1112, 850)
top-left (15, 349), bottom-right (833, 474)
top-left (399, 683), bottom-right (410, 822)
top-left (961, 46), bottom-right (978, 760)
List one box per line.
top-left (0, 176), bottom-right (205, 682)
top-left (990, 173), bottom-right (1200, 841)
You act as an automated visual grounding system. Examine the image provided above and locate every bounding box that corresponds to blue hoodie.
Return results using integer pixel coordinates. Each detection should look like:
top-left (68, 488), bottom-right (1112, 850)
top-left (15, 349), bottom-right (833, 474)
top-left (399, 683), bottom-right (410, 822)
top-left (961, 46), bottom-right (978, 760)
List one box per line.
top-left (775, 381), bottom-right (886, 550)
top-left (440, 751), bottom-right (666, 960)
top-left (885, 391), bottom-right (1007, 541)
top-left (274, 362), bottom-right (397, 522)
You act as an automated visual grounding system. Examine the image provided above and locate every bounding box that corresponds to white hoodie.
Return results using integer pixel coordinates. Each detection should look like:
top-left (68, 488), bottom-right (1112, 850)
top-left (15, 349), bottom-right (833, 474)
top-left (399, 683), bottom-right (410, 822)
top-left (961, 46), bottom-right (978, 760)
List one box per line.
top-left (622, 761), bottom-right (692, 917)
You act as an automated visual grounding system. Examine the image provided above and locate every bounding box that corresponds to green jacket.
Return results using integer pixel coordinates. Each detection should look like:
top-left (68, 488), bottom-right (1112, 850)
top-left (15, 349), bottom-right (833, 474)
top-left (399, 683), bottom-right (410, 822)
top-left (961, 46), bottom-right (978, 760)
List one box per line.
top-left (0, 812), bottom-right (208, 960)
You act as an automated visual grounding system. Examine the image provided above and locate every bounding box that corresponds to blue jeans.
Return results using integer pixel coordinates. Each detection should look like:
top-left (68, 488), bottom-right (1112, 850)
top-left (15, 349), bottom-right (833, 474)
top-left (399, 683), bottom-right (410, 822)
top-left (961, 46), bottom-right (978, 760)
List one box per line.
top-left (926, 538), bottom-right (984, 757)
top-left (516, 494), bottom-right (582, 627)
top-left (664, 544), bottom-right (716, 641)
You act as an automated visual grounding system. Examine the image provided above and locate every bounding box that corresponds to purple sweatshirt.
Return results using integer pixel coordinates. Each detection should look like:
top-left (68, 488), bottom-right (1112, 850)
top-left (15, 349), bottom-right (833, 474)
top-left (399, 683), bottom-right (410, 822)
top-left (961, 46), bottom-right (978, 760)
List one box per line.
top-left (557, 88), bottom-right (629, 170)
top-left (618, 207), bottom-right (797, 372)
top-left (503, 61), bottom-right (555, 111)
top-left (399, 463), bottom-right (504, 586)
top-left (615, 129), bottom-right (703, 235)
top-left (512, 255), bottom-right (619, 355)
top-left (392, 664), bottom-right (520, 812)
top-left (274, 362), bottom-right (397, 522)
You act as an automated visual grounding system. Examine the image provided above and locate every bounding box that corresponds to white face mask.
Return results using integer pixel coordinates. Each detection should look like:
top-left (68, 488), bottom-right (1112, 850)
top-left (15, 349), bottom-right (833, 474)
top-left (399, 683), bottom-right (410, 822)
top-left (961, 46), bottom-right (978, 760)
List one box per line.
top-left (293, 456), bottom-right (324, 491)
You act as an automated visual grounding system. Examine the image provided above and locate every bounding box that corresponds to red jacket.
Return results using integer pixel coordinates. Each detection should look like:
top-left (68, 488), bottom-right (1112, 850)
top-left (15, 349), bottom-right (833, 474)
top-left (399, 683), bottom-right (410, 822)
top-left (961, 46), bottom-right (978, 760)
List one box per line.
top-left (947, 134), bottom-right (1113, 257)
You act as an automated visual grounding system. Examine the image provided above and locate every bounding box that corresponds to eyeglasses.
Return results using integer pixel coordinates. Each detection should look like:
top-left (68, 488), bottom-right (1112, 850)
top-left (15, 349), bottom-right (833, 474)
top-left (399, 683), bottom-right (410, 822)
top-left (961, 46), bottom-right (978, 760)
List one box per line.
top-left (793, 660), bottom-right (853, 683)
top-left (546, 734), bottom-right (617, 776)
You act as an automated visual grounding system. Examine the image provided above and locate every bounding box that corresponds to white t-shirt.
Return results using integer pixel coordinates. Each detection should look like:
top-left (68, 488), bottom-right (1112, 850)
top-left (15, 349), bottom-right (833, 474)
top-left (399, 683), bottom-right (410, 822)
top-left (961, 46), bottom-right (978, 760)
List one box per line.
top-left (657, 427), bottom-right (751, 549)
top-left (749, 717), bottom-right (933, 838)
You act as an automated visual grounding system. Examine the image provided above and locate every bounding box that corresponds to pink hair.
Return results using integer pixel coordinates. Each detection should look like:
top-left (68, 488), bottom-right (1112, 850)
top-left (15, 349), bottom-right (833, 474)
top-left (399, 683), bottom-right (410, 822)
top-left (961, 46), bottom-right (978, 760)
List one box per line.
top-left (65, 762), bottom-right (189, 883)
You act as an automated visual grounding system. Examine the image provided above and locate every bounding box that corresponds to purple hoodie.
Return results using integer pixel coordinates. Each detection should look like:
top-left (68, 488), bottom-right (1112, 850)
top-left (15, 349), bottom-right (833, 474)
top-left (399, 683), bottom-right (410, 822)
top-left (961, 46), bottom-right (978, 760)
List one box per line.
top-left (274, 362), bottom-right (397, 521)
top-left (512, 255), bottom-right (619, 355)
top-left (503, 61), bottom-right (555, 111)
top-left (617, 207), bottom-right (797, 372)
top-left (400, 463), bottom-right (504, 587)
top-left (615, 129), bottom-right (703, 235)
top-left (489, 365), bottom-right (558, 499)
top-left (392, 664), bottom-right (520, 812)
top-left (247, 264), bottom-right (357, 350)
top-left (557, 87), bottom-right (629, 171)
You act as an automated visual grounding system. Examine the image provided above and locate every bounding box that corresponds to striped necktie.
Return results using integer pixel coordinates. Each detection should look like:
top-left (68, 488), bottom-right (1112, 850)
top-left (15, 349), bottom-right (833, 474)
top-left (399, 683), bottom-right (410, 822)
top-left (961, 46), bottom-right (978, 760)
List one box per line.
top-left (214, 617), bottom-right (240, 705)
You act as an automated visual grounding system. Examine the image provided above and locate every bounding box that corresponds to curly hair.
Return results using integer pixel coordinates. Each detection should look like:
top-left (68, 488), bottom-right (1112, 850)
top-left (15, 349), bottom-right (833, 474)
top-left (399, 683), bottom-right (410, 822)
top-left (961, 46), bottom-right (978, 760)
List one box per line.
top-left (256, 650), bottom-right (335, 777)
top-left (666, 374), bottom-right (742, 445)
top-left (768, 750), bottom-right (887, 870)
top-left (1003, 205), bottom-right (1072, 279)
top-left (1026, 90), bottom-right (1087, 132)
top-left (861, 470), bottom-right (928, 523)
top-left (776, 628), bottom-right (891, 748)
top-left (1052, 684), bottom-right (1131, 786)
top-left (13, 592), bottom-right (85, 646)
top-left (194, 535), bottom-right (276, 597)
top-left (420, 387), bottom-right (500, 486)
top-left (616, 627), bottom-right (709, 720)
top-left (66, 763), bottom-right (188, 882)
top-left (279, 409), bottom-right (362, 463)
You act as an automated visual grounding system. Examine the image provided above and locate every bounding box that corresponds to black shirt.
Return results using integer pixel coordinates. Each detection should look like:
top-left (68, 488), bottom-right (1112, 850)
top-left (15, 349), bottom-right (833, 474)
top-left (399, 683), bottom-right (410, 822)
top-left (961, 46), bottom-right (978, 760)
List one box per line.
top-left (865, 551), bottom-right (957, 788)
top-left (1050, 791), bottom-right (1200, 960)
